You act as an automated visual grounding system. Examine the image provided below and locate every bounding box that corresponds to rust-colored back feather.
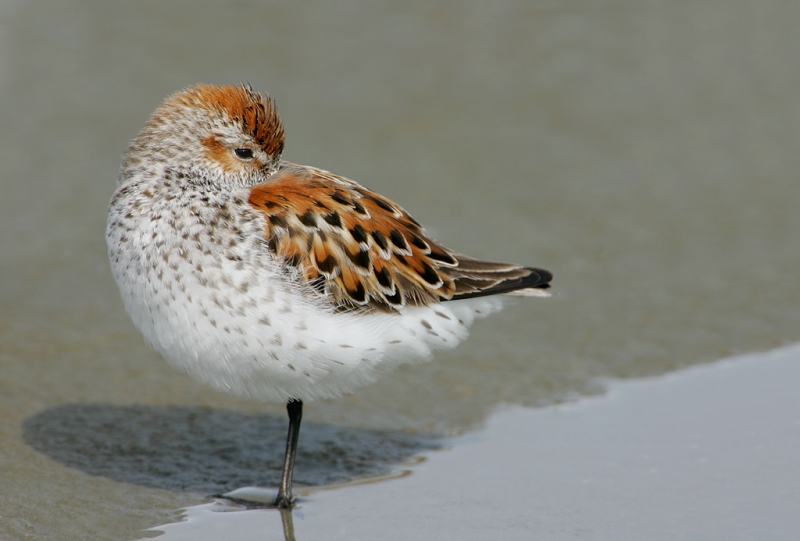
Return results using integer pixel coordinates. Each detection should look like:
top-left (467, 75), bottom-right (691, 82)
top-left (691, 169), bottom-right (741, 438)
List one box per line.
top-left (248, 163), bottom-right (551, 311)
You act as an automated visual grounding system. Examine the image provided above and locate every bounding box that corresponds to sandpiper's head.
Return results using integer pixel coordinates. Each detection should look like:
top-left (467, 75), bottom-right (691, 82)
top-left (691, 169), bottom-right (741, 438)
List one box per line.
top-left (121, 84), bottom-right (285, 186)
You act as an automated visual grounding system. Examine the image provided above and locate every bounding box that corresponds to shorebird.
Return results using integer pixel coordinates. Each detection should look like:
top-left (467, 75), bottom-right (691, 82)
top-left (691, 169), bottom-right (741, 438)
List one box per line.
top-left (106, 84), bottom-right (552, 508)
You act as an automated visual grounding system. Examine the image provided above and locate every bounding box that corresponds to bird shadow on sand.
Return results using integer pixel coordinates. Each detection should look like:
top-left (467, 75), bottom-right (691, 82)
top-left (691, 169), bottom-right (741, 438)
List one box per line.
top-left (22, 404), bottom-right (441, 494)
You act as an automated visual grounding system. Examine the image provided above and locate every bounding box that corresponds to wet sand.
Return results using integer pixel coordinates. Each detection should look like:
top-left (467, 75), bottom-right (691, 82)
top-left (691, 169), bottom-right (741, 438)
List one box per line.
top-left (144, 344), bottom-right (800, 540)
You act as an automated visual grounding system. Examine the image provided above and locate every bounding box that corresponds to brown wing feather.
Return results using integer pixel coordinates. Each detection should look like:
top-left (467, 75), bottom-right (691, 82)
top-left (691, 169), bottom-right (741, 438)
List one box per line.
top-left (248, 163), bottom-right (551, 311)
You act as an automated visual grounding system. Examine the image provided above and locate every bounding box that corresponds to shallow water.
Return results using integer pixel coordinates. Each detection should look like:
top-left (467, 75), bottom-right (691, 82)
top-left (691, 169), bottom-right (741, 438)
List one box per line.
top-left (142, 344), bottom-right (800, 540)
top-left (2, 1), bottom-right (799, 539)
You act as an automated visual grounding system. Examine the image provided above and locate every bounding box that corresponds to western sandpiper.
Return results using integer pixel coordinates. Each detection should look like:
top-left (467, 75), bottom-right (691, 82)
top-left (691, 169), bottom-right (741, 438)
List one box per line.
top-left (106, 84), bottom-right (551, 508)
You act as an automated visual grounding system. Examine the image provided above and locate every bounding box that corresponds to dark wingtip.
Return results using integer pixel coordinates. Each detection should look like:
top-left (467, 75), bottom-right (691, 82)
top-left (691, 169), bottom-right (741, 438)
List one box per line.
top-left (447, 266), bottom-right (552, 301)
top-left (526, 267), bottom-right (553, 288)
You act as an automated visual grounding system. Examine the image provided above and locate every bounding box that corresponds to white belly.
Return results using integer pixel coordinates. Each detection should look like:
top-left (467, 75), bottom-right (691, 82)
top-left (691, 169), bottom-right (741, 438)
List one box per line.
top-left (107, 184), bottom-right (501, 402)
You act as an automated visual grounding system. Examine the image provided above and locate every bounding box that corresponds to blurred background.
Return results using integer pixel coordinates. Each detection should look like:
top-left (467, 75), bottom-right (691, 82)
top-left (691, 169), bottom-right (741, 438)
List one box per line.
top-left (1, 1), bottom-right (799, 538)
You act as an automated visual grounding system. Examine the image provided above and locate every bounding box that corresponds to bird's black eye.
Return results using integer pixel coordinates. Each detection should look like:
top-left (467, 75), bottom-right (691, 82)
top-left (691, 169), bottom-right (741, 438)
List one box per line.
top-left (234, 148), bottom-right (254, 160)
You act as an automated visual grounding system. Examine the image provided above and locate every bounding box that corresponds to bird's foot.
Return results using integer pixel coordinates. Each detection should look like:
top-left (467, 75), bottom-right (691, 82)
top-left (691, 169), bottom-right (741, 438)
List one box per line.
top-left (209, 489), bottom-right (296, 510)
top-left (210, 493), bottom-right (277, 509)
top-left (274, 493), bottom-right (296, 510)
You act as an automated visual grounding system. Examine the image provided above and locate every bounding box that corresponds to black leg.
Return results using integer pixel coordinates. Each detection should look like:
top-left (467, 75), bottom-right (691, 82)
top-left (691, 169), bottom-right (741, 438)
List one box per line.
top-left (275, 399), bottom-right (303, 509)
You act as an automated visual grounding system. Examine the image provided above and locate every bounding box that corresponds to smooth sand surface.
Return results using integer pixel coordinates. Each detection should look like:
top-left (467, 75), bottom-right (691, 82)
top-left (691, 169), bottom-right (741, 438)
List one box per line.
top-left (144, 343), bottom-right (800, 540)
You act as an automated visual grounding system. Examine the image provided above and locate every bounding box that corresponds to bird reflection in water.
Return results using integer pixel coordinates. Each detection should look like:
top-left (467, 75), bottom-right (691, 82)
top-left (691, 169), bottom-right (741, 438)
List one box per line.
top-left (279, 509), bottom-right (297, 541)
top-left (212, 493), bottom-right (298, 541)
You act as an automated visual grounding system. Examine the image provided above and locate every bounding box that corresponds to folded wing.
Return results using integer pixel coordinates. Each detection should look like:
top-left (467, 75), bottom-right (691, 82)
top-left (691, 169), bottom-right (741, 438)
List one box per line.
top-left (248, 163), bottom-right (551, 311)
